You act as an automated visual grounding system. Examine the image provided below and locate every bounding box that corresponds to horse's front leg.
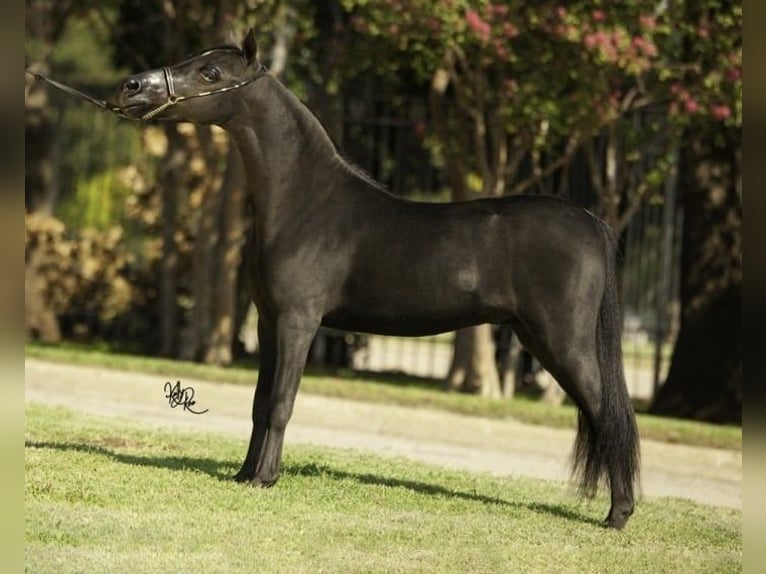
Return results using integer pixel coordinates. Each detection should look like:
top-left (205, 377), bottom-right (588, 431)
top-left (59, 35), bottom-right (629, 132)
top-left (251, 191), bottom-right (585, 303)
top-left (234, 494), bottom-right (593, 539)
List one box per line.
top-left (249, 314), bottom-right (318, 487)
top-left (234, 318), bottom-right (275, 482)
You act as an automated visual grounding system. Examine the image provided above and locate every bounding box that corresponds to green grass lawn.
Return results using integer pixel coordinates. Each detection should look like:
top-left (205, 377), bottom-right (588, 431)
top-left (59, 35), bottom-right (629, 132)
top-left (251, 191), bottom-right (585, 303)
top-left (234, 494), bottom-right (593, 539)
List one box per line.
top-left (25, 343), bottom-right (742, 451)
top-left (25, 403), bottom-right (741, 574)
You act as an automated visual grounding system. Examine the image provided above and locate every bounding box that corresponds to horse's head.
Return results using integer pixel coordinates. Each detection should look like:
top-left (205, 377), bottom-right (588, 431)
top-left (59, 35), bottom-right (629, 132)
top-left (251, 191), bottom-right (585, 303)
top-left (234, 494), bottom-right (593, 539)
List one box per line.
top-left (111, 29), bottom-right (266, 124)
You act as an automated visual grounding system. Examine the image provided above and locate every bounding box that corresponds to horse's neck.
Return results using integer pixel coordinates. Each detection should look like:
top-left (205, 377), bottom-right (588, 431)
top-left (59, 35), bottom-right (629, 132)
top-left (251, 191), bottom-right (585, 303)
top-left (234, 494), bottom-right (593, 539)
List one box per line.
top-left (226, 78), bottom-right (342, 216)
top-left (224, 78), bottom-right (390, 244)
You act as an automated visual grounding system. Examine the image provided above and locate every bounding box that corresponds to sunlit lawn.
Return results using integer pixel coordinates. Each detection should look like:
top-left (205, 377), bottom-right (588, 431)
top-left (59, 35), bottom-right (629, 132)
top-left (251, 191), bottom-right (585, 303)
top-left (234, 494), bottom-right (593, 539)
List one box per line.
top-left (25, 403), bottom-right (741, 574)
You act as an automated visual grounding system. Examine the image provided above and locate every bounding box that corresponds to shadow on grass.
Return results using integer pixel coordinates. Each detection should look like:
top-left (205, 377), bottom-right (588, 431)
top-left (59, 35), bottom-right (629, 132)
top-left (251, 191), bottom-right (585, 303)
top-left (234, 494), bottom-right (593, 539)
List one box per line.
top-left (26, 439), bottom-right (603, 527)
top-left (284, 461), bottom-right (602, 526)
top-left (26, 440), bottom-right (236, 481)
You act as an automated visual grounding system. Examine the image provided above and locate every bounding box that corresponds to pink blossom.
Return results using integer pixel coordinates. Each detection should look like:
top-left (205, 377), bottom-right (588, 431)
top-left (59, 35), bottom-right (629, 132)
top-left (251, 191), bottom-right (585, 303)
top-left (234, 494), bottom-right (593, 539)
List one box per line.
top-left (584, 33), bottom-right (598, 49)
top-left (466, 9), bottom-right (491, 41)
top-left (639, 14), bottom-right (656, 30)
top-left (710, 104), bottom-right (731, 121)
top-left (556, 6), bottom-right (567, 19)
top-left (592, 9), bottom-right (606, 22)
top-left (697, 25), bottom-right (709, 39)
top-left (503, 22), bottom-right (519, 39)
top-left (684, 98), bottom-right (700, 113)
top-left (491, 4), bottom-right (509, 17)
top-left (603, 45), bottom-right (618, 61)
top-left (726, 67), bottom-right (741, 82)
top-left (642, 41), bottom-right (658, 57)
top-left (632, 36), bottom-right (657, 57)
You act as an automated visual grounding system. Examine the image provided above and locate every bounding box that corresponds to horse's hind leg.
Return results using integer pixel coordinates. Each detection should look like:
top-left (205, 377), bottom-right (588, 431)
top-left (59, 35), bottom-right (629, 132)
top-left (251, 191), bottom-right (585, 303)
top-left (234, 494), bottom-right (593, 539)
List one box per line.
top-left (509, 315), bottom-right (635, 528)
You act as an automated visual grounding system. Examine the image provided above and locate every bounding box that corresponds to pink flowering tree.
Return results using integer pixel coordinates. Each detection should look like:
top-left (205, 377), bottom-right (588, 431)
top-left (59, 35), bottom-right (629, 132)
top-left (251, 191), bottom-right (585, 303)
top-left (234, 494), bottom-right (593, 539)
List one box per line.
top-left (341, 1), bottom-right (677, 226)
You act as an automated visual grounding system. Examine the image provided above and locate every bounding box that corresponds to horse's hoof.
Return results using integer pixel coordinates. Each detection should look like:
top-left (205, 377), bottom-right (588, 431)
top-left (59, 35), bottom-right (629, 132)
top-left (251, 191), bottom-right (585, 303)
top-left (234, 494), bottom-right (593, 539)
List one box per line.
top-left (602, 517), bottom-right (625, 530)
top-left (603, 507), bottom-right (633, 530)
top-left (232, 471), bottom-right (253, 483)
top-left (249, 476), bottom-right (279, 488)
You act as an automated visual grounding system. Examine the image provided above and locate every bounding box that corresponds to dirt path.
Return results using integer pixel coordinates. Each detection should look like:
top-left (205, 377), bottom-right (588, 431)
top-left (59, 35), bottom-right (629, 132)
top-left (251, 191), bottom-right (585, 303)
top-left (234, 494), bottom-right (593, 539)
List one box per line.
top-left (24, 358), bottom-right (741, 509)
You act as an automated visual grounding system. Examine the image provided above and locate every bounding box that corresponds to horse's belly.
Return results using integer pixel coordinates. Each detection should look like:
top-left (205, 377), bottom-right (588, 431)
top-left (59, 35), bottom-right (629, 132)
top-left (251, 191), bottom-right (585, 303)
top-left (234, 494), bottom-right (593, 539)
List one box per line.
top-left (323, 281), bottom-right (511, 336)
top-left (321, 310), bottom-right (491, 337)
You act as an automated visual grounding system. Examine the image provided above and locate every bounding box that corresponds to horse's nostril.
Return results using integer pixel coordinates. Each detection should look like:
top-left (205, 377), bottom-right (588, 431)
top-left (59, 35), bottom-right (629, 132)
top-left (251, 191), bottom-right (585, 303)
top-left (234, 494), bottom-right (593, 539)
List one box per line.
top-left (123, 78), bottom-right (141, 94)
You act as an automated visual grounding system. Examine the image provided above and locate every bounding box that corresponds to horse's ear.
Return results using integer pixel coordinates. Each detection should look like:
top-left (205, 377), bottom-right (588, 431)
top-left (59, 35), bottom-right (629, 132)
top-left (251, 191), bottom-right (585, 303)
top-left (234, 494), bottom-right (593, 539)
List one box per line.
top-left (243, 28), bottom-right (258, 65)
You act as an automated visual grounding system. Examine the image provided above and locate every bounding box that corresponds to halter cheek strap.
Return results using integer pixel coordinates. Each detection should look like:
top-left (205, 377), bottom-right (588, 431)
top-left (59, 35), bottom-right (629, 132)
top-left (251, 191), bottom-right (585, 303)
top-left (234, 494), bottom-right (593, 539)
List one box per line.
top-left (139, 67), bottom-right (179, 120)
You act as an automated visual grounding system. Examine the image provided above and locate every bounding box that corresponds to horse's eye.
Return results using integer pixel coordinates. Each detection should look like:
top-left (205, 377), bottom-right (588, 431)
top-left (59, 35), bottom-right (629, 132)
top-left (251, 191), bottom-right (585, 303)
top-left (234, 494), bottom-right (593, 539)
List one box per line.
top-left (201, 66), bottom-right (221, 82)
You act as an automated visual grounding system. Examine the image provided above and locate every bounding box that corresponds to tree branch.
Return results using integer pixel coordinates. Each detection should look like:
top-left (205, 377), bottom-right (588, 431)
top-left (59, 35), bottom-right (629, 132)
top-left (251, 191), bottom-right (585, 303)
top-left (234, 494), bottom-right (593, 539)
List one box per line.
top-left (509, 135), bottom-right (580, 195)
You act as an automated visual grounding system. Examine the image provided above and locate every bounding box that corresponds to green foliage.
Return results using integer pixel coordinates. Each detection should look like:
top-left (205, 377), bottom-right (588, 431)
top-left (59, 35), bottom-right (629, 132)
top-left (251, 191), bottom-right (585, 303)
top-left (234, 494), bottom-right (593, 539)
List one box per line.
top-left (25, 403), bottom-right (742, 573)
top-left (51, 13), bottom-right (130, 84)
top-left (661, 0), bottom-right (742, 131)
top-left (55, 108), bottom-right (145, 231)
top-left (25, 215), bottom-right (159, 350)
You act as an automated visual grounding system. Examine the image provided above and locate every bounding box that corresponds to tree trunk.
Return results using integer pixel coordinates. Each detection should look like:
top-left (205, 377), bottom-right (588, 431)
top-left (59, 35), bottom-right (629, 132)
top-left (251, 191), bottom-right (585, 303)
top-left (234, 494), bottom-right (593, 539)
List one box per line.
top-left (158, 125), bottom-right (184, 357)
top-left (205, 143), bottom-right (246, 365)
top-left (186, 126), bottom-right (224, 361)
top-left (445, 326), bottom-right (501, 398)
top-left (25, 75), bottom-right (57, 215)
top-left (25, 1), bottom-right (74, 213)
top-left (649, 130), bottom-right (742, 423)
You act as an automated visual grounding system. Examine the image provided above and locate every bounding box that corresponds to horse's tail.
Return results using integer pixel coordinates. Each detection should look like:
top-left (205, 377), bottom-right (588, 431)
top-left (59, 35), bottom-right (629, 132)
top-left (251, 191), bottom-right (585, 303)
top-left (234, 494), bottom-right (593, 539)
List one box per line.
top-left (572, 219), bottom-right (640, 501)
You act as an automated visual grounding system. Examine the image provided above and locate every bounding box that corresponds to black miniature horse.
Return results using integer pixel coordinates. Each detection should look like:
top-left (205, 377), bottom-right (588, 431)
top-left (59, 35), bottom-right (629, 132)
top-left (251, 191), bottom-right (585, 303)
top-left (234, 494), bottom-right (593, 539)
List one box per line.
top-left (110, 29), bottom-right (639, 529)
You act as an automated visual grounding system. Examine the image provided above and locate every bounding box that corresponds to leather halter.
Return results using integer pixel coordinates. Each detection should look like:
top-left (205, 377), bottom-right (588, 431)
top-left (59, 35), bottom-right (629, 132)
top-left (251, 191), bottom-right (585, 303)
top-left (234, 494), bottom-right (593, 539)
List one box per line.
top-left (26, 53), bottom-right (268, 120)
top-left (139, 62), bottom-right (267, 120)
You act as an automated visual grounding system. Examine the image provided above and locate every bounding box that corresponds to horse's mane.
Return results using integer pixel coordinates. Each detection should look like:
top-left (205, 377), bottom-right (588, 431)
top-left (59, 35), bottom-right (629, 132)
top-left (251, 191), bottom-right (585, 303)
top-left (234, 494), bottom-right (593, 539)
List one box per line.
top-left (182, 44), bottom-right (242, 60)
top-left (335, 151), bottom-right (390, 194)
top-left (270, 78), bottom-right (391, 194)
top-left (309, 107), bottom-right (391, 194)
